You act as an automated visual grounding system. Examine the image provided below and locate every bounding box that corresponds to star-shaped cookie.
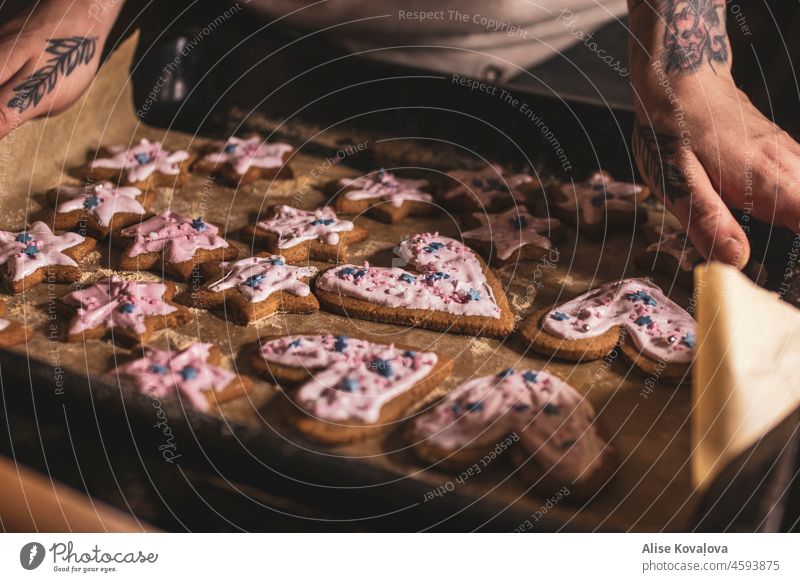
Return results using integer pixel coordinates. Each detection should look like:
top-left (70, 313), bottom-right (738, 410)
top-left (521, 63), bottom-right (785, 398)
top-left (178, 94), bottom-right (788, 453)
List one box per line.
top-left (439, 165), bottom-right (541, 212)
top-left (84, 138), bottom-right (193, 187)
top-left (193, 135), bottom-right (294, 184)
top-left (325, 169), bottom-right (434, 223)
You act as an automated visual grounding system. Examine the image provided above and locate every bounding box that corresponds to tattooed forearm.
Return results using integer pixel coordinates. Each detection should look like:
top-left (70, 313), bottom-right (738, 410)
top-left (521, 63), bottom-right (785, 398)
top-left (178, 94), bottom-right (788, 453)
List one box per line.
top-left (8, 36), bottom-right (97, 112)
top-left (662, 0), bottom-right (728, 74)
top-left (633, 121), bottom-right (692, 204)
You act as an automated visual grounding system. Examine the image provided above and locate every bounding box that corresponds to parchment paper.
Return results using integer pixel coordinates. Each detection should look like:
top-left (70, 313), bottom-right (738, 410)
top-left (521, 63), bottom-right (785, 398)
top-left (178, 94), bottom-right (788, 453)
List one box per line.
top-left (1, 31), bottom-right (780, 533)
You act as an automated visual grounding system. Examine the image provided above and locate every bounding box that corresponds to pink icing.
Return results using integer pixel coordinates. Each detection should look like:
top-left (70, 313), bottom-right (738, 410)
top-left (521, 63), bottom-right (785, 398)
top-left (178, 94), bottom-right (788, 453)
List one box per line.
top-left (542, 278), bottom-right (696, 364)
top-left (259, 334), bottom-right (438, 423)
top-left (316, 233), bottom-right (502, 318)
top-left (647, 226), bottom-right (702, 272)
top-left (111, 343), bottom-right (236, 412)
top-left (339, 170), bottom-right (432, 207)
top-left (119, 211), bottom-right (229, 263)
top-left (200, 136), bottom-right (293, 175)
top-left (462, 207), bottom-right (561, 260)
top-left (255, 205), bottom-right (354, 249)
top-left (208, 255), bottom-right (317, 303)
top-left (443, 165), bottom-right (536, 207)
top-left (0, 319), bottom-right (10, 332)
top-left (557, 171), bottom-right (645, 225)
top-left (0, 221), bottom-right (86, 281)
top-left (410, 368), bottom-right (610, 482)
top-left (90, 139), bottom-right (190, 183)
top-left (61, 276), bottom-right (177, 336)
top-left (53, 182), bottom-right (145, 227)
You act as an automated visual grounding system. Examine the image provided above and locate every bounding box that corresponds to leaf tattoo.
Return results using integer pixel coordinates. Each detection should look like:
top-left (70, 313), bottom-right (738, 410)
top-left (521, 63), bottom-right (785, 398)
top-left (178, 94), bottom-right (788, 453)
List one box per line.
top-left (633, 121), bottom-right (691, 204)
top-left (8, 37), bottom-right (98, 112)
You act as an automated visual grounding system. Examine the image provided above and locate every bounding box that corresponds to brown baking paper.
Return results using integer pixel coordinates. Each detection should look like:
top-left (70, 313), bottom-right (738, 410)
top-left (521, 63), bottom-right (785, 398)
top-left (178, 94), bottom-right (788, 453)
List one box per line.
top-left (693, 262), bottom-right (800, 491)
top-left (0, 32), bottom-right (721, 532)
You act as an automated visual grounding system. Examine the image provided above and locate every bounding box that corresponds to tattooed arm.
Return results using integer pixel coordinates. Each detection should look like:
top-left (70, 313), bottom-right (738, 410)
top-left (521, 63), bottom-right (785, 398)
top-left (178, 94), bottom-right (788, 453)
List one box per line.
top-left (0, 0), bottom-right (123, 138)
top-left (629, 1), bottom-right (800, 268)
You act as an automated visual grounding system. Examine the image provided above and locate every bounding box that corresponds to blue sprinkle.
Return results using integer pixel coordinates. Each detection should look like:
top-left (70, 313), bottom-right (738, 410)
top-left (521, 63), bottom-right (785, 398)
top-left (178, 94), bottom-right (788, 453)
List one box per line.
top-left (353, 269), bottom-right (367, 281)
top-left (223, 143), bottom-right (237, 154)
top-left (550, 311), bottom-right (570, 321)
top-left (498, 368), bottom-right (514, 378)
top-left (245, 274), bottom-right (265, 288)
top-left (403, 350), bottom-right (416, 358)
top-left (508, 216), bottom-right (528, 230)
top-left (83, 195), bottom-right (101, 210)
top-left (543, 403), bottom-right (561, 416)
top-left (400, 273), bottom-right (416, 284)
top-left (374, 359), bottom-right (394, 378)
top-left (180, 366), bottom-right (198, 381)
top-left (377, 168), bottom-right (386, 180)
top-left (15, 233), bottom-right (32, 243)
top-left (423, 241), bottom-right (445, 253)
top-left (465, 402), bottom-right (484, 412)
top-left (625, 290), bottom-right (657, 307)
top-left (23, 245), bottom-right (40, 257)
top-left (312, 218), bottom-right (335, 226)
top-left (338, 267), bottom-right (357, 278)
top-left (134, 153), bottom-right (152, 165)
top-left (118, 302), bottom-right (136, 313)
top-left (333, 336), bottom-right (348, 352)
top-left (288, 339), bottom-right (302, 348)
top-left (191, 217), bottom-right (207, 231)
top-left (560, 439), bottom-right (577, 450)
top-left (427, 272), bottom-right (450, 282)
top-left (485, 178), bottom-right (509, 192)
top-left (267, 257), bottom-right (285, 266)
top-left (681, 333), bottom-right (696, 349)
top-left (634, 315), bottom-right (653, 327)
top-left (467, 288), bottom-right (481, 301)
top-left (149, 364), bottom-right (167, 375)
top-left (340, 378), bottom-right (359, 392)
top-left (522, 371), bottom-right (538, 383)
top-left (450, 403), bottom-right (462, 414)
top-left (513, 403), bottom-right (531, 413)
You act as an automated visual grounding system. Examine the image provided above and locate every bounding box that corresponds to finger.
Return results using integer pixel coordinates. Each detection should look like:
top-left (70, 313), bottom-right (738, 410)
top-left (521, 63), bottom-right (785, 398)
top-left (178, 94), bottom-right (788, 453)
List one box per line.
top-left (0, 66), bottom-right (42, 138)
top-left (669, 154), bottom-right (751, 269)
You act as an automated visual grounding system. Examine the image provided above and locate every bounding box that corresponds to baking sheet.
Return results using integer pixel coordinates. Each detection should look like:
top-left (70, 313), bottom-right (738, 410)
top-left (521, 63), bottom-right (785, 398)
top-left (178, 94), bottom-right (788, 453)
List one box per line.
top-left (0, 32), bottom-right (712, 532)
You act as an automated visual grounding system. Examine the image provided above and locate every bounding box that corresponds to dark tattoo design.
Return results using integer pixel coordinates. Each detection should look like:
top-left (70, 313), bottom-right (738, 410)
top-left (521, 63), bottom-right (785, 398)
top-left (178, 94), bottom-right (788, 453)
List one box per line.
top-left (8, 37), bottom-right (97, 112)
top-left (633, 121), bottom-right (691, 204)
top-left (663, 0), bottom-right (728, 74)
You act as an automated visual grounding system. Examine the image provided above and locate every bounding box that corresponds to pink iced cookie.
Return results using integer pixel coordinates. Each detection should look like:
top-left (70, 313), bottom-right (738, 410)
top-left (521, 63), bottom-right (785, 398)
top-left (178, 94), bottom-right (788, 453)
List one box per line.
top-left (327, 169), bottom-right (434, 223)
top-left (111, 343), bottom-right (250, 412)
top-left (254, 334), bottom-right (452, 444)
top-left (60, 276), bottom-right (188, 343)
top-left (87, 139), bottom-right (191, 186)
top-left (47, 181), bottom-right (152, 237)
top-left (194, 135), bottom-right (294, 183)
top-left (440, 165), bottom-right (541, 211)
top-left (410, 368), bottom-right (614, 488)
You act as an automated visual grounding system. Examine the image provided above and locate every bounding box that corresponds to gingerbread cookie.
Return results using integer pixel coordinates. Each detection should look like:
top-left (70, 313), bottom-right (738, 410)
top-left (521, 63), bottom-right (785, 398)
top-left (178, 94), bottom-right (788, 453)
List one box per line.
top-left (46, 181), bottom-right (154, 238)
top-left (326, 169), bottom-right (434, 223)
top-left (110, 343), bottom-right (251, 412)
top-left (117, 211), bottom-right (237, 281)
top-left (0, 222), bottom-right (96, 294)
top-left (408, 368), bottom-right (616, 499)
top-left (60, 276), bottom-right (190, 344)
top-left (84, 138), bottom-right (193, 187)
top-left (315, 232), bottom-right (515, 338)
top-left (553, 171), bottom-right (650, 238)
top-left (636, 225), bottom-right (703, 287)
top-left (0, 302), bottom-right (33, 347)
top-left (240, 204), bottom-right (368, 263)
top-left (254, 334), bottom-right (452, 444)
top-left (439, 165), bottom-right (541, 212)
top-left (461, 207), bottom-right (564, 267)
top-left (193, 135), bottom-right (294, 184)
top-left (183, 255), bottom-right (319, 324)
top-left (522, 278), bottom-right (696, 380)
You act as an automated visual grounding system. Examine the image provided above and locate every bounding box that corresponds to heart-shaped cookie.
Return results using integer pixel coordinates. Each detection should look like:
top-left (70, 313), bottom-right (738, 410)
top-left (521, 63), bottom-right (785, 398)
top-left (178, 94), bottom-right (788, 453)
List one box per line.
top-left (315, 232), bottom-right (515, 337)
top-left (522, 278), bottom-right (696, 380)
